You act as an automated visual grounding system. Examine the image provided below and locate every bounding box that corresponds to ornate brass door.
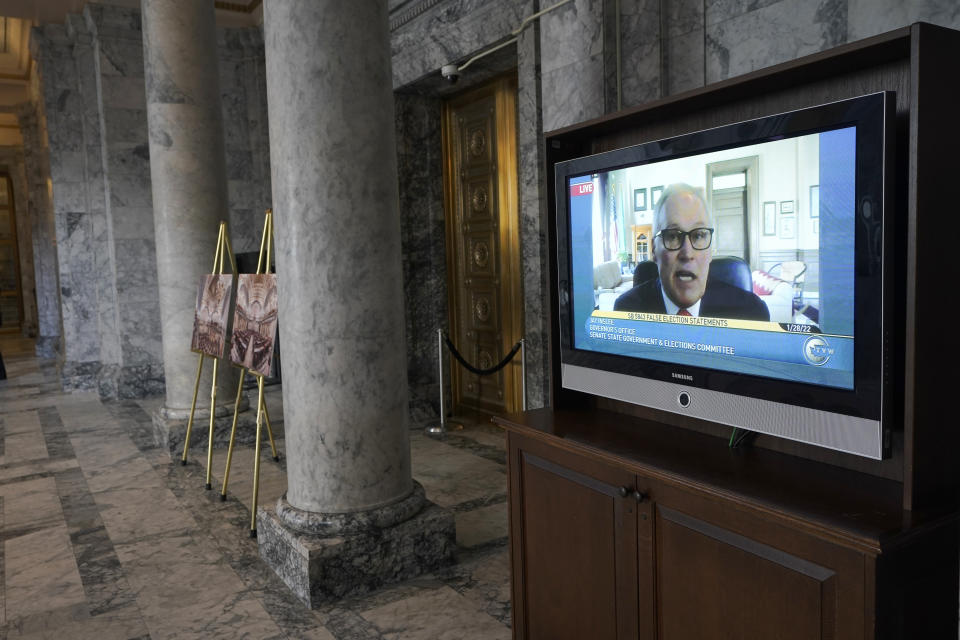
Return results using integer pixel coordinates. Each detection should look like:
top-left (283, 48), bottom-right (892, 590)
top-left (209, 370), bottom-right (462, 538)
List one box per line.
top-left (442, 75), bottom-right (521, 415)
top-left (0, 174), bottom-right (22, 333)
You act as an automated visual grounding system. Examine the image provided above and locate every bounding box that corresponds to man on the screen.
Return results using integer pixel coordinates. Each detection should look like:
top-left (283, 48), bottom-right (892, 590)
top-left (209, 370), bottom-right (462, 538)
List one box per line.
top-left (614, 183), bottom-right (769, 320)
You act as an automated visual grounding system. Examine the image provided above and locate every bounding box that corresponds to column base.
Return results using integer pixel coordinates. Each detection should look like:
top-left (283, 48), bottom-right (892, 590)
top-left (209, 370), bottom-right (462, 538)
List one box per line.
top-left (59, 360), bottom-right (166, 400)
top-left (152, 398), bottom-right (272, 457)
top-left (257, 483), bottom-right (456, 607)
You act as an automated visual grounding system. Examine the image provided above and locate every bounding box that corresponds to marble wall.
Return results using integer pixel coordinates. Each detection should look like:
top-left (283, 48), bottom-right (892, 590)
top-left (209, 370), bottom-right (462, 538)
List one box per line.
top-left (387, 0), bottom-right (960, 414)
top-left (516, 23), bottom-right (550, 410)
top-left (31, 23), bottom-right (101, 388)
top-left (29, 8), bottom-right (165, 398)
top-left (27, 4), bottom-right (273, 399)
top-left (25, 0), bottom-right (960, 414)
top-left (611, 0), bottom-right (960, 103)
top-left (612, 0), bottom-right (662, 109)
top-left (218, 27), bottom-right (272, 254)
top-left (394, 94), bottom-right (448, 424)
top-left (539, 0), bottom-right (605, 131)
top-left (390, 0), bottom-right (606, 411)
top-left (16, 100), bottom-right (61, 358)
top-left (390, 0), bottom-right (533, 89)
top-left (82, 7), bottom-right (165, 399)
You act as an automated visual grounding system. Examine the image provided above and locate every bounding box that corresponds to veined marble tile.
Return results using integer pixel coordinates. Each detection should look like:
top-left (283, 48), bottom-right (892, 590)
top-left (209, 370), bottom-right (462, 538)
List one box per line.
top-left (410, 432), bottom-right (507, 508)
top-left (454, 502), bottom-right (507, 549)
top-left (541, 57), bottom-right (606, 131)
top-left (0, 476), bottom-right (63, 532)
top-left (0, 409), bottom-right (49, 462)
top-left (618, 0), bottom-right (662, 108)
top-left (705, 0), bottom-right (782, 27)
top-left (361, 585), bottom-right (510, 640)
top-left (99, 75), bottom-right (147, 111)
top-left (848, 0), bottom-right (960, 40)
top-left (0, 409), bottom-right (41, 433)
top-left (4, 603), bottom-right (149, 640)
top-left (539, 0), bottom-right (603, 75)
top-left (458, 425), bottom-right (505, 452)
top-left (90, 485), bottom-right (196, 543)
top-left (663, 0), bottom-right (704, 37)
top-left (390, 0), bottom-right (530, 89)
top-left (53, 398), bottom-right (121, 436)
top-left (208, 438), bottom-right (287, 513)
top-left (704, 0), bottom-right (846, 84)
top-left (74, 447), bottom-right (159, 493)
top-left (116, 534), bottom-right (284, 640)
top-left (36, 405), bottom-right (76, 460)
top-left (0, 457), bottom-right (80, 483)
top-left (664, 29), bottom-right (705, 95)
top-left (5, 524), bottom-right (87, 623)
top-left (437, 549), bottom-right (511, 625)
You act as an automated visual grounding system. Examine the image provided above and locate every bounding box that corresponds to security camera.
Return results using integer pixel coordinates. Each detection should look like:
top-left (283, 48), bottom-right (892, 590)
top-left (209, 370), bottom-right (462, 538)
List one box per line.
top-left (441, 64), bottom-right (460, 84)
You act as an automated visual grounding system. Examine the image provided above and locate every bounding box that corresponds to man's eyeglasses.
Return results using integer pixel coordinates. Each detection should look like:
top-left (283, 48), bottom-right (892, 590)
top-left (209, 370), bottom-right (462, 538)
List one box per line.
top-left (655, 227), bottom-right (714, 251)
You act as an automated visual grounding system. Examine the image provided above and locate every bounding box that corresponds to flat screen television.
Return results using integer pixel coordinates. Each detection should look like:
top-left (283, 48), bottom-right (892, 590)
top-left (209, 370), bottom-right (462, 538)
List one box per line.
top-left (554, 92), bottom-right (893, 459)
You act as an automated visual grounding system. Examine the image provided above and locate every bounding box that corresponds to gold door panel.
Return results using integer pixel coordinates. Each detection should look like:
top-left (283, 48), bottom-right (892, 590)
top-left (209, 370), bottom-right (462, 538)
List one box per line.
top-left (442, 75), bottom-right (520, 414)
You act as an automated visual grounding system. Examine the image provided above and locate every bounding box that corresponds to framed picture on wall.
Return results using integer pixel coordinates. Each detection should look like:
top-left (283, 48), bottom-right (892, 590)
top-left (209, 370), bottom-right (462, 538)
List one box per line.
top-left (634, 188), bottom-right (647, 211)
top-left (780, 216), bottom-right (796, 239)
top-left (810, 184), bottom-right (820, 218)
top-left (780, 200), bottom-right (795, 215)
top-left (651, 186), bottom-right (664, 207)
top-left (763, 201), bottom-right (776, 236)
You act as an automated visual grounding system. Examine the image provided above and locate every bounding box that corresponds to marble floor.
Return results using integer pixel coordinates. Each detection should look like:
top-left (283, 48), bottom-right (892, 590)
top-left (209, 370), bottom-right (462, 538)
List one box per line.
top-left (0, 334), bottom-right (512, 639)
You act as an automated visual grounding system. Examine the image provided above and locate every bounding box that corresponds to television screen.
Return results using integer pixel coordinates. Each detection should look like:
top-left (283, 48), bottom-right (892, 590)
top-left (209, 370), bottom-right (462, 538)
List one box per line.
top-left (568, 127), bottom-right (855, 390)
top-left (554, 92), bottom-right (892, 459)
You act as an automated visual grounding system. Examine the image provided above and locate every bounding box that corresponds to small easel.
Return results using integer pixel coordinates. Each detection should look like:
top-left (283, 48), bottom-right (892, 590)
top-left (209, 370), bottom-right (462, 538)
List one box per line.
top-left (220, 209), bottom-right (279, 537)
top-left (181, 221), bottom-right (238, 494)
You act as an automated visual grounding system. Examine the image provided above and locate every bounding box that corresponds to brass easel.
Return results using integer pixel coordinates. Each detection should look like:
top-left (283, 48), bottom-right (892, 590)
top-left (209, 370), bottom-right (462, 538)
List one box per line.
top-left (181, 221), bottom-right (238, 494)
top-left (219, 210), bottom-right (280, 537)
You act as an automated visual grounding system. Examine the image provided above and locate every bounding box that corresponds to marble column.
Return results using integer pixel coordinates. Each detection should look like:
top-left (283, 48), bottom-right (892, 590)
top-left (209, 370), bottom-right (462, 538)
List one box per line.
top-left (257, 0), bottom-right (454, 607)
top-left (141, 1), bottom-right (244, 435)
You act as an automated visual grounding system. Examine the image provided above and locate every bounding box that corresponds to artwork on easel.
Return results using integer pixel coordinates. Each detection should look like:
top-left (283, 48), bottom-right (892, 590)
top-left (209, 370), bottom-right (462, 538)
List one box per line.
top-left (191, 274), bottom-right (233, 358)
top-left (230, 274), bottom-right (278, 377)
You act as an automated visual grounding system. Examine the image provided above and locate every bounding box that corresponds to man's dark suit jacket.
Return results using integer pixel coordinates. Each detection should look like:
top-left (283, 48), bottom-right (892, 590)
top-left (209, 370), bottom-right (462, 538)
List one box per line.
top-left (614, 277), bottom-right (770, 321)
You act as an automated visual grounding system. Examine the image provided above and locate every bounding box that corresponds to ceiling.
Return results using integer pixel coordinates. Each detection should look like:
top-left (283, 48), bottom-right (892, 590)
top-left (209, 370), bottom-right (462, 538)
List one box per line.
top-left (0, 0), bottom-right (262, 24)
top-left (0, 0), bottom-right (263, 128)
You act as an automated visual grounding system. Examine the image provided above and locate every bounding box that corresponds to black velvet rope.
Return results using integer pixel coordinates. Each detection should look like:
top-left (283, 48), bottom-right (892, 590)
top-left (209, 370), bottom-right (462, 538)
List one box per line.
top-left (444, 333), bottom-right (522, 376)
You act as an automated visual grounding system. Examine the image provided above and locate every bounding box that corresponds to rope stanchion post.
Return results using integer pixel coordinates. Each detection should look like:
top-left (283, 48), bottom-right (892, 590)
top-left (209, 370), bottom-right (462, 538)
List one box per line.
top-left (521, 338), bottom-right (527, 411)
top-left (426, 328), bottom-right (462, 437)
top-left (427, 330), bottom-right (526, 437)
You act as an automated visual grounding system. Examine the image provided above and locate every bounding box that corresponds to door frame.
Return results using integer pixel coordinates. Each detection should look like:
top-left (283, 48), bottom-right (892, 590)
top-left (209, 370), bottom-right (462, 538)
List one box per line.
top-left (441, 73), bottom-right (522, 414)
top-left (705, 156), bottom-right (759, 268)
top-left (0, 172), bottom-right (22, 333)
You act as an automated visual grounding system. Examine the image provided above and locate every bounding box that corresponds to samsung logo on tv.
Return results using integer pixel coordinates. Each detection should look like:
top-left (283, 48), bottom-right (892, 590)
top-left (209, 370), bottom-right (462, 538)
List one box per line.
top-left (671, 372), bottom-right (694, 382)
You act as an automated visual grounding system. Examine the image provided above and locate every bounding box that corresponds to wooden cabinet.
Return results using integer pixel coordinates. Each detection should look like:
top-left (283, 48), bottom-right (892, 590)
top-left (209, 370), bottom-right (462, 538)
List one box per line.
top-left (508, 22), bottom-right (960, 640)
top-left (514, 439), bottom-right (641, 639)
top-left (651, 484), bottom-right (863, 639)
top-left (500, 409), bottom-right (958, 640)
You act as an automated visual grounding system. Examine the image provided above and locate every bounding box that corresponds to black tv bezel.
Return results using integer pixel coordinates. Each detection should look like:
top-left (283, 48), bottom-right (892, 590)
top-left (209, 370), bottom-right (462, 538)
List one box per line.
top-left (554, 91), bottom-right (893, 457)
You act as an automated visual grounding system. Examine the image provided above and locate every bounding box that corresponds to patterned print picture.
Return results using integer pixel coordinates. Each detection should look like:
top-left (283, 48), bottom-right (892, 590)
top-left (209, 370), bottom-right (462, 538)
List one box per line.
top-left (230, 274), bottom-right (279, 377)
top-left (190, 274), bottom-right (233, 358)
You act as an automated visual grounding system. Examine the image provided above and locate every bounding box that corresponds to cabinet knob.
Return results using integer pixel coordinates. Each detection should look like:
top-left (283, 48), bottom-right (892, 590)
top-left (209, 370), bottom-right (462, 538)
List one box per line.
top-left (632, 490), bottom-right (647, 503)
top-left (617, 486), bottom-right (629, 498)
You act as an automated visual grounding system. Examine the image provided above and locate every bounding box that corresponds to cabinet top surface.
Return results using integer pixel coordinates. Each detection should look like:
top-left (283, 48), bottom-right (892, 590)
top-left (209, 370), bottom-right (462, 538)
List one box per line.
top-left (495, 408), bottom-right (956, 551)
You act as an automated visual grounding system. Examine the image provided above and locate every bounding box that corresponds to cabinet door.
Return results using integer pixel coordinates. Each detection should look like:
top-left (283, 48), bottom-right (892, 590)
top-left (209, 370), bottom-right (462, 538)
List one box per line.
top-left (509, 435), bottom-right (642, 640)
top-left (651, 482), bottom-right (866, 639)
